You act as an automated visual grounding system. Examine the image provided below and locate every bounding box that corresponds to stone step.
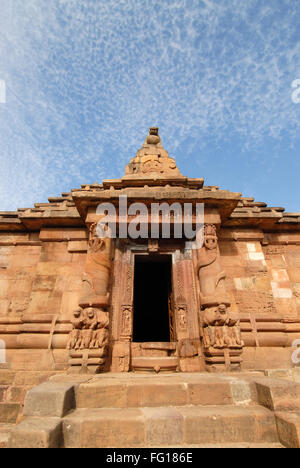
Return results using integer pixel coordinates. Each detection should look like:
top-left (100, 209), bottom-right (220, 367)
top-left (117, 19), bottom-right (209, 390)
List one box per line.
top-left (255, 377), bottom-right (300, 411)
top-left (132, 342), bottom-right (177, 359)
top-left (275, 411), bottom-right (300, 448)
top-left (63, 405), bottom-right (278, 448)
top-left (131, 357), bottom-right (179, 372)
top-left (76, 374), bottom-right (255, 409)
top-left (62, 405), bottom-right (278, 448)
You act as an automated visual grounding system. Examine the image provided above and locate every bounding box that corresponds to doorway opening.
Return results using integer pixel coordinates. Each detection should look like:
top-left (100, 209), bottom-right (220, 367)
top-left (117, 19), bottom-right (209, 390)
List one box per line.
top-left (133, 255), bottom-right (173, 343)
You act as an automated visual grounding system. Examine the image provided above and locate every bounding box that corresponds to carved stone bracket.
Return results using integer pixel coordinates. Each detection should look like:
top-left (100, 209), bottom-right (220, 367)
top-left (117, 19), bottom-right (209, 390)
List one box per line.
top-left (67, 307), bottom-right (109, 373)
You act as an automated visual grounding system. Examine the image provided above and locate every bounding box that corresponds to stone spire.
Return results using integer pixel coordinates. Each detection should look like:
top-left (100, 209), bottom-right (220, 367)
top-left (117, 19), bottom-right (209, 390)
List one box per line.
top-left (125, 127), bottom-right (182, 178)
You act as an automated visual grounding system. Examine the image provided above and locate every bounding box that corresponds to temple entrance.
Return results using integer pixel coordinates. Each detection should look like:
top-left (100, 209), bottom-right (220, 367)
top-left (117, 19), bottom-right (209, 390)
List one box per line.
top-left (133, 255), bottom-right (173, 343)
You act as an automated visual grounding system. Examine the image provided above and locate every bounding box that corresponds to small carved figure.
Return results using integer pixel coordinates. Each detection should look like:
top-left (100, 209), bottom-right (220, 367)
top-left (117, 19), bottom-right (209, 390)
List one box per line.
top-left (67, 308), bottom-right (84, 350)
top-left (90, 309), bottom-right (109, 349)
top-left (67, 306), bottom-right (110, 355)
top-left (80, 308), bottom-right (98, 349)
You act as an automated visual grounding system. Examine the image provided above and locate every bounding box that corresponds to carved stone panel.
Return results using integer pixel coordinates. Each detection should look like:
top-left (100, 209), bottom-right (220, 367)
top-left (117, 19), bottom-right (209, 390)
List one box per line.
top-left (120, 305), bottom-right (133, 339)
top-left (176, 304), bottom-right (188, 332)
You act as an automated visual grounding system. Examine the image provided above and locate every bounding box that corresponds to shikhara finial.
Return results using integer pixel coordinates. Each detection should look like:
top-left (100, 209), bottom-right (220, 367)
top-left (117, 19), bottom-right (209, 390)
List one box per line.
top-left (146, 127), bottom-right (161, 145)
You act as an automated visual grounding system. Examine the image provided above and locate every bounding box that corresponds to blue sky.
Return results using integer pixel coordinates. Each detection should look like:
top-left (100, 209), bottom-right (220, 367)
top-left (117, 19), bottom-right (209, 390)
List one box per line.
top-left (0, 0), bottom-right (299, 212)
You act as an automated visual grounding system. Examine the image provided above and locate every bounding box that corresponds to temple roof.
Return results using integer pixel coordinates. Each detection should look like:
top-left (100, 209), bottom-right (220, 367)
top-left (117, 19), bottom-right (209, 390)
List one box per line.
top-left (124, 127), bottom-right (184, 180)
top-left (0, 128), bottom-right (299, 232)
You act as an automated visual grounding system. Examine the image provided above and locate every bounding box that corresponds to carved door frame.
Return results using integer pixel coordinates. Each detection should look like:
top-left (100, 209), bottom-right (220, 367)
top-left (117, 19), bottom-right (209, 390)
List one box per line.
top-left (111, 240), bottom-right (201, 346)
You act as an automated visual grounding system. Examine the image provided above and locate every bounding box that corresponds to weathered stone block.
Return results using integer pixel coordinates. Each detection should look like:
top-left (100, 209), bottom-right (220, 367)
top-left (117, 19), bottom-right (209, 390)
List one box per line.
top-left (255, 378), bottom-right (300, 411)
top-left (27, 291), bottom-right (62, 315)
top-left (0, 403), bottom-right (20, 423)
top-left (6, 386), bottom-right (28, 403)
top-left (0, 386), bottom-right (7, 402)
top-left (276, 412), bottom-right (300, 448)
top-left (0, 371), bottom-right (15, 386)
top-left (14, 371), bottom-right (56, 386)
top-left (179, 406), bottom-right (277, 444)
top-left (9, 417), bottom-right (62, 448)
top-left (62, 408), bottom-right (145, 448)
top-left (188, 380), bottom-right (233, 406)
top-left (71, 253), bottom-right (87, 264)
top-left (68, 241), bottom-right (88, 253)
top-left (286, 268), bottom-right (300, 283)
top-left (40, 242), bottom-right (72, 263)
top-left (76, 382), bottom-right (127, 408)
top-left (0, 279), bottom-right (10, 299)
top-left (142, 407), bottom-right (183, 446)
top-left (39, 228), bottom-right (88, 242)
top-left (23, 382), bottom-right (76, 418)
top-left (10, 253), bottom-right (40, 269)
top-left (60, 291), bottom-right (80, 317)
top-left (127, 382), bottom-right (187, 407)
top-left (32, 275), bottom-right (56, 292)
top-left (0, 299), bottom-right (9, 316)
top-left (8, 277), bottom-right (32, 297)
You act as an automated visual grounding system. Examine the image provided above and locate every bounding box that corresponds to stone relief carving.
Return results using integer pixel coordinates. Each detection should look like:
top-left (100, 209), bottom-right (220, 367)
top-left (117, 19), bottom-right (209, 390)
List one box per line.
top-left (142, 159), bottom-right (164, 174)
top-left (67, 307), bottom-right (109, 355)
top-left (176, 304), bottom-right (188, 332)
top-left (197, 225), bottom-right (243, 353)
top-left (202, 304), bottom-right (243, 349)
top-left (120, 305), bottom-right (133, 338)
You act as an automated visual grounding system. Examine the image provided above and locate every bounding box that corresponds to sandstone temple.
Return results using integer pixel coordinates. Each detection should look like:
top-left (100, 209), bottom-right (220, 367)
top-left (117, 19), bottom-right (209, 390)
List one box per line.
top-left (1, 128), bottom-right (300, 448)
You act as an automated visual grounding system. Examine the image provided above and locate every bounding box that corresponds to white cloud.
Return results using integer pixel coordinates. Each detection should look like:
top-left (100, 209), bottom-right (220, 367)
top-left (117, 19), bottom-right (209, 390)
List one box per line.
top-left (0, 0), bottom-right (299, 210)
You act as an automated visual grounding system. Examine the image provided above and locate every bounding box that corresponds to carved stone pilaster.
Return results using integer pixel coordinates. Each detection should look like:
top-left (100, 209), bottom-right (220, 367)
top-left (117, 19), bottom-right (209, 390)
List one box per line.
top-left (197, 224), bottom-right (243, 371)
top-left (68, 223), bottom-right (113, 374)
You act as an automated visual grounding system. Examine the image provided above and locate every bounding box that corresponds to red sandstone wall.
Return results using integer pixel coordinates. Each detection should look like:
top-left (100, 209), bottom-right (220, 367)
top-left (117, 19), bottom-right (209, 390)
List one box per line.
top-left (0, 229), bottom-right (88, 371)
top-left (219, 229), bottom-right (300, 370)
top-left (1, 227), bottom-right (300, 373)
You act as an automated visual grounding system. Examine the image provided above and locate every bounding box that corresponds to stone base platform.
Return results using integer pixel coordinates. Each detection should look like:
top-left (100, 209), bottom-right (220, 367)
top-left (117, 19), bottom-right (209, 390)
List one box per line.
top-left (5, 371), bottom-right (300, 448)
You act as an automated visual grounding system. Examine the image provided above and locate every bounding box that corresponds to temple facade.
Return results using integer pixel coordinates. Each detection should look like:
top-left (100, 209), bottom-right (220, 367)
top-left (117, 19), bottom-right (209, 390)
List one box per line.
top-left (1, 128), bottom-right (300, 375)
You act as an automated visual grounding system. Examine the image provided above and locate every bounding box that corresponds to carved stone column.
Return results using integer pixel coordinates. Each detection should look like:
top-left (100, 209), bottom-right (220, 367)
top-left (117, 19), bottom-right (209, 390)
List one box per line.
top-left (67, 223), bottom-right (113, 373)
top-left (197, 224), bottom-right (243, 371)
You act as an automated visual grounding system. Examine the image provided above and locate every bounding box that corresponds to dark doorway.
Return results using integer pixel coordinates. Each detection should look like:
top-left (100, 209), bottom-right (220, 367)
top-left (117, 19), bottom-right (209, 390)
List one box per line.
top-left (133, 255), bottom-right (172, 342)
